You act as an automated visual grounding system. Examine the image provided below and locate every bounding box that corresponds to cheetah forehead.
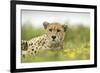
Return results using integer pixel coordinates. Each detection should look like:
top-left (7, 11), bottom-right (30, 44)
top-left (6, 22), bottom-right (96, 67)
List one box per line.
top-left (47, 23), bottom-right (64, 30)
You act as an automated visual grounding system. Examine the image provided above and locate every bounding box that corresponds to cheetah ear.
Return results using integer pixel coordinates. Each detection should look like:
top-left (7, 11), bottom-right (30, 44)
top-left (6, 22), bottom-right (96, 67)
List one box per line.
top-left (43, 21), bottom-right (49, 29)
top-left (62, 25), bottom-right (68, 32)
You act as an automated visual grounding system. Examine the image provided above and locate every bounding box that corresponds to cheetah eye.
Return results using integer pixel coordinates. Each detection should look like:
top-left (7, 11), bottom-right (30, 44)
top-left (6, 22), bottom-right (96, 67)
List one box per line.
top-left (57, 29), bottom-right (60, 32)
top-left (49, 29), bottom-right (52, 32)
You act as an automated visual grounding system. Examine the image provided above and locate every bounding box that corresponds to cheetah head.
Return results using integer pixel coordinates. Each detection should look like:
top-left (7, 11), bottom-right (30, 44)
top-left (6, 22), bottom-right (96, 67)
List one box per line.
top-left (43, 21), bottom-right (67, 44)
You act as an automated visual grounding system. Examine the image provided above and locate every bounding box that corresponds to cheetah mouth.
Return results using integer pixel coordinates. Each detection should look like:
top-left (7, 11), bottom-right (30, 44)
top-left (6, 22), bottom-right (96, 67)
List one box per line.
top-left (52, 39), bottom-right (59, 43)
top-left (52, 39), bottom-right (56, 41)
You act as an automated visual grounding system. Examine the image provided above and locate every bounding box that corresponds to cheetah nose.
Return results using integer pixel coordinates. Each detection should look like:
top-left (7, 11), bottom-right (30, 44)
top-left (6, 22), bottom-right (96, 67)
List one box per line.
top-left (52, 36), bottom-right (56, 39)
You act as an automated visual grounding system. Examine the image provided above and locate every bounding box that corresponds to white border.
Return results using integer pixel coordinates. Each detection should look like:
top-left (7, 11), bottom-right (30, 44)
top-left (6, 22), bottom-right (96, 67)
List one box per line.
top-left (16, 4), bottom-right (94, 69)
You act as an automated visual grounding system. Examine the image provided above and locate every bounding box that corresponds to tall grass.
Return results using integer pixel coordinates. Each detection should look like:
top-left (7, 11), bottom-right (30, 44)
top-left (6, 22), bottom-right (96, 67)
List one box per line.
top-left (21, 23), bottom-right (90, 63)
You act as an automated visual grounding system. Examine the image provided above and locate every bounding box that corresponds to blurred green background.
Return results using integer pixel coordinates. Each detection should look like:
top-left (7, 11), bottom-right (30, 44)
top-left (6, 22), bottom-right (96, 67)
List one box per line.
top-left (21, 23), bottom-right (90, 63)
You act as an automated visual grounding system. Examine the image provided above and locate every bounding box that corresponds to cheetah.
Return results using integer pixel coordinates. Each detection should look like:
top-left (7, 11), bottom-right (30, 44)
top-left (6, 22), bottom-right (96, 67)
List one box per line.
top-left (21, 21), bottom-right (67, 57)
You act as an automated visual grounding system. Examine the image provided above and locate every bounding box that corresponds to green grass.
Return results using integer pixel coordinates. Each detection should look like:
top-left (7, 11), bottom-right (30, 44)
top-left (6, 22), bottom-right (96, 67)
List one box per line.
top-left (21, 24), bottom-right (90, 63)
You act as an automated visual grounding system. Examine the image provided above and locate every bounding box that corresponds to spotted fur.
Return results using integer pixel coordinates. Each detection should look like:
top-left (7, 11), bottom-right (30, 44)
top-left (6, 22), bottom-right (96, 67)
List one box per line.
top-left (21, 21), bottom-right (67, 57)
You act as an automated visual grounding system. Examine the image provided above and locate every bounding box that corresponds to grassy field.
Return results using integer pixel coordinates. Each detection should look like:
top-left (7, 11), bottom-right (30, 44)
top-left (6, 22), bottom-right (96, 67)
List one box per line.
top-left (21, 23), bottom-right (90, 63)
